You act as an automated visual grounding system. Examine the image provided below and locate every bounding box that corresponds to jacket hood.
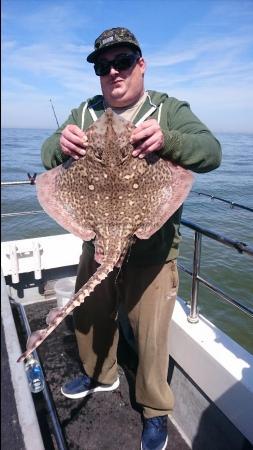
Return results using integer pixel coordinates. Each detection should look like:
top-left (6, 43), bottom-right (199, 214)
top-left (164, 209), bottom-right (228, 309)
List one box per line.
top-left (147, 90), bottom-right (169, 107)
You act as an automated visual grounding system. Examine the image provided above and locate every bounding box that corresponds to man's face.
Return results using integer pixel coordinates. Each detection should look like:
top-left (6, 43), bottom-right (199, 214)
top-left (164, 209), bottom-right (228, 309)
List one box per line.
top-left (95, 46), bottom-right (146, 108)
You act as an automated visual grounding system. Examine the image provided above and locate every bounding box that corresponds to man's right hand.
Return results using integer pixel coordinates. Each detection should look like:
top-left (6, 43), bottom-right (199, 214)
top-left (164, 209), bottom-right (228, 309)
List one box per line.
top-left (60, 124), bottom-right (89, 160)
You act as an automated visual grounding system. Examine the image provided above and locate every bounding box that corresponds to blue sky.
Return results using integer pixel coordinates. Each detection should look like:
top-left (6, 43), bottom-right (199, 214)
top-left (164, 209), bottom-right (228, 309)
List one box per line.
top-left (2, 0), bottom-right (253, 132)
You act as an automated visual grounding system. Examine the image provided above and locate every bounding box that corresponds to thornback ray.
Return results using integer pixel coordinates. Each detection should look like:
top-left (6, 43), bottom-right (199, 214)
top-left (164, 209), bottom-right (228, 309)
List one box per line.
top-left (17, 108), bottom-right (194, 362)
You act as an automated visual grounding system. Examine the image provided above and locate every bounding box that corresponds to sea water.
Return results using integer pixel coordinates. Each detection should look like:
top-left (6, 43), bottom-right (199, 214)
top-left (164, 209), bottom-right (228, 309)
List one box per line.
top-left (1, 129), bottom-right (253, 353)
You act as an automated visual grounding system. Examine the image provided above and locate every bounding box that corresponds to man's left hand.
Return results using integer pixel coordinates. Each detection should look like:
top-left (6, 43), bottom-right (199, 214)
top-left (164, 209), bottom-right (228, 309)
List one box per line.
top-left (130, 119), bottom-right (164, 158)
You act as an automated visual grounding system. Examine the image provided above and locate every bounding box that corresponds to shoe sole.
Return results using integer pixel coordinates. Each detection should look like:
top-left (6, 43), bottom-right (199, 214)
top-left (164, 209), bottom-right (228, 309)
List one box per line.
top-left (61, 377), bottom-right (120, 399)
top-left (140, 435), bottom-right (168, 450)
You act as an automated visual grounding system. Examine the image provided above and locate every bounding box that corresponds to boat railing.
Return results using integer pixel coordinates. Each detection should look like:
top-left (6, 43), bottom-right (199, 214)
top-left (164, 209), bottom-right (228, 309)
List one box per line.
top-left (2, 181), bottom-right (253, 322)
top-left (179, 219), bottom-right (253, 322)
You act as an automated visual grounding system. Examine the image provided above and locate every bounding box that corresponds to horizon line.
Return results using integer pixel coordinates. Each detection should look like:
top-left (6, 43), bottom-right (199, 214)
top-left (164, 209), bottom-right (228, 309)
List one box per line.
top-left (1, 126), bottom-right (253, 135)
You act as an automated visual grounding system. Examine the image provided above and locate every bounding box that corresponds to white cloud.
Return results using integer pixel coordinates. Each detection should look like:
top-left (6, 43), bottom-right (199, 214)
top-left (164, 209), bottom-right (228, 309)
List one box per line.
top-left (2, 0), bottom-right (253, 131)
top-left (147, 35), bottom-right (252, 68)
top-left (142, 17), bottom-right (253, 133)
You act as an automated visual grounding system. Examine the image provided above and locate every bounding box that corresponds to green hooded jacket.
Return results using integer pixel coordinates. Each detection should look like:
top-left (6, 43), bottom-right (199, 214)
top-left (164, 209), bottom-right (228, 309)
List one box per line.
top-left (41, 90), bottom-right (222, 266)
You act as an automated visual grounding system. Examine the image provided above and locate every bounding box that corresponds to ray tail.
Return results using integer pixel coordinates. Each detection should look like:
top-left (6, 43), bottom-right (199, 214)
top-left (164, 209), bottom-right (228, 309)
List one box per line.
top-left (17, 258), bottom-right (117, 362)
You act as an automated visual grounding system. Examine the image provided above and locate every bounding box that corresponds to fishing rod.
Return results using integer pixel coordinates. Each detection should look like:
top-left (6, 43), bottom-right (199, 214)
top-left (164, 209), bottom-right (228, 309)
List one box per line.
top-left (1, 178), bottom-right (253, 214)
top-left (1, 173), bottom-right (37, 186)
top-left (49, 98), bottom-right (60, 128)
top-left (192, 191), bottom-right (253, 213)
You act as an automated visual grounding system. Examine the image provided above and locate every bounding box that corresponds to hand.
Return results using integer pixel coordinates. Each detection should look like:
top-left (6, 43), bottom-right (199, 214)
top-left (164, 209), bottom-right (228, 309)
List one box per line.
top-left (60, 124), bottom-right (88, 160)
top-left (130, 119), bottom-right (164, 158)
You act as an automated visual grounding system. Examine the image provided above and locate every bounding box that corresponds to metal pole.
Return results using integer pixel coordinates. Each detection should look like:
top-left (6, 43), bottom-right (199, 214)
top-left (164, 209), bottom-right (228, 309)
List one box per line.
top-left (188, 231), bottom-right (202, 323)
top-left (182, 219), bottom-right (253, 257)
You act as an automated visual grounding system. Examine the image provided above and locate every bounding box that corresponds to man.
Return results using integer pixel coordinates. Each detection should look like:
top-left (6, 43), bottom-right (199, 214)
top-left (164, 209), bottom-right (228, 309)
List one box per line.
top-left (41, 27), bottom-right (221, 450)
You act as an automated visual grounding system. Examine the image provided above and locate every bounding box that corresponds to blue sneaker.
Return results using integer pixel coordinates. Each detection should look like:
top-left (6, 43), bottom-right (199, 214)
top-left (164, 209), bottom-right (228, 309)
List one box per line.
top-left (61, 373), bottom-right (119, 399)
top-left (141, 416), bottom-right (168, 450)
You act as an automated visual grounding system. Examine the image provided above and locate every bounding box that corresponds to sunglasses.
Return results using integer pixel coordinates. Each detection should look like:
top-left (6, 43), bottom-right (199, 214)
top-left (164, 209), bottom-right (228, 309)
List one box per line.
top-left (94, 53), bottom-right (140, 76)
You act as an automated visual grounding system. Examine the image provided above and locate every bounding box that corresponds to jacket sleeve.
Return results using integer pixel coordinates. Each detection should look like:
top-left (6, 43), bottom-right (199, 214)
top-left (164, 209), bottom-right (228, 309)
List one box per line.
top-left (159, 98), bottom-right (222, 173)
top-left (41, 109), bottom-right (79, 169)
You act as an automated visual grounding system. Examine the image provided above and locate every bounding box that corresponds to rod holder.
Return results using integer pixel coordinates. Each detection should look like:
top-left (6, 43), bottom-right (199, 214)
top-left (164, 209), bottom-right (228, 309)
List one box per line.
top-left (9, 244), bottom-right (19, 284)
top-left (32, 241), bottom-right (42, 280)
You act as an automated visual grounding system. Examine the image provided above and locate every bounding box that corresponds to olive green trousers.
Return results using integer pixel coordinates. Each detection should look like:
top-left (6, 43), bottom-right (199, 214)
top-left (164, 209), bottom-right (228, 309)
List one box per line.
top-left (73, 245), bottom-right (178, 419)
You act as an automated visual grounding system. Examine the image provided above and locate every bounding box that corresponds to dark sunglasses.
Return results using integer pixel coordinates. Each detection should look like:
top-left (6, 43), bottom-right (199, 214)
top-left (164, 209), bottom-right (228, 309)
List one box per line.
top-left (94, 53), bottom-right (140, 76)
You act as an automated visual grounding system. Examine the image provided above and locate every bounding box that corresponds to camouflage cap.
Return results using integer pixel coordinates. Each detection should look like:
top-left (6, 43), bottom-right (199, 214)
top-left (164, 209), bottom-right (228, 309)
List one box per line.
top-left (87, 27), bottom-right (142, 63)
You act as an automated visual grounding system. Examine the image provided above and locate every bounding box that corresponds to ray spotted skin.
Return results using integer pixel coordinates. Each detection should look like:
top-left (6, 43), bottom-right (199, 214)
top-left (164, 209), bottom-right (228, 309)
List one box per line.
top-left (17, 109), bottom-right (193, 363)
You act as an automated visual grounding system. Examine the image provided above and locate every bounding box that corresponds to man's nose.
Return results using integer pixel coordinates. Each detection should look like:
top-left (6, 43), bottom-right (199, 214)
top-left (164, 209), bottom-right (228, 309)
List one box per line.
top-left (109, 65), bottom-right (119, 75)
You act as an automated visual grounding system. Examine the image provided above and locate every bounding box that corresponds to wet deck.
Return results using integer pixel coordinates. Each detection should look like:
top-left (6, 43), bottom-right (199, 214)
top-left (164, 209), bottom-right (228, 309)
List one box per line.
top-left (9, 299), bottom-right (190, 450)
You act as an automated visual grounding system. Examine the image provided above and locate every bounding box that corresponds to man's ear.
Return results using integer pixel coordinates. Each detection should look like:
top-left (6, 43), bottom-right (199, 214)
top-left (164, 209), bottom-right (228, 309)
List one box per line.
top-left (139, 57), bottom-right (146, 74)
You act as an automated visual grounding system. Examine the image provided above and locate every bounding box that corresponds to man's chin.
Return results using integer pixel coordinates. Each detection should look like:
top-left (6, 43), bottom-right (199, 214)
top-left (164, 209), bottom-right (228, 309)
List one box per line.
top-left (111, 85), bottom-right (125, 95)
top-left (110, 90), bottom-right (127, 102)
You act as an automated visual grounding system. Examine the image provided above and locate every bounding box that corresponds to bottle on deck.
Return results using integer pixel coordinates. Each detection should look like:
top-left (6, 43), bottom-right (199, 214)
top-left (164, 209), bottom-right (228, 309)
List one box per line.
top-left (24, 355), bottom-right (45, 393)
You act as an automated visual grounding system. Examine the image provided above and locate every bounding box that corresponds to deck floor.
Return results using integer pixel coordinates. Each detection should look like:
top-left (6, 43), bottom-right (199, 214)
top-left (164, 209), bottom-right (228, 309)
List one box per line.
top-left (13, 300), bottom-right (190, 450)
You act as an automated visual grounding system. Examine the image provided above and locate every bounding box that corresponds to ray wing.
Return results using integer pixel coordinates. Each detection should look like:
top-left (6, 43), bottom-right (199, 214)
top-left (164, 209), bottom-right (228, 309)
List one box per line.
top-left (134, 160), bottom-right (194, 239)
top-left (36, 164), bottom-right (96, 241)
